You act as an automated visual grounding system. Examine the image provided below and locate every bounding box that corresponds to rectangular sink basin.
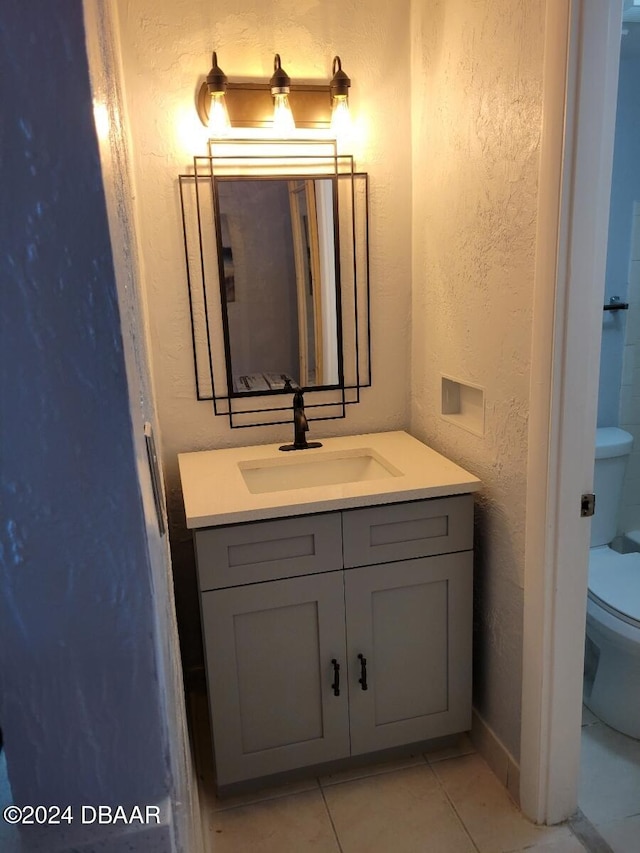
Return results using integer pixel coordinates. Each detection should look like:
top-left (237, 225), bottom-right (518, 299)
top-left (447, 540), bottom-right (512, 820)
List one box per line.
top-left (238, 448), bottom-right (403, 494)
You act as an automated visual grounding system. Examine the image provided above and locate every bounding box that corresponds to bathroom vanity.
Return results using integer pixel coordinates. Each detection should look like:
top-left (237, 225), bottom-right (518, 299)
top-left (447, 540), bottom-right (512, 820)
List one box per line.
top-left (178, 431), bottom-right (481, 789)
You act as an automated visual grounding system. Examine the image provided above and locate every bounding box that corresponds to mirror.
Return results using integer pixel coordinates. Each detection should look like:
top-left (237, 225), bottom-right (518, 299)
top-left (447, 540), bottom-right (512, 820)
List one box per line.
top-left (179, 151), bottom-right (371, 428)
top-left (214, 177), bottom-right (342, 395)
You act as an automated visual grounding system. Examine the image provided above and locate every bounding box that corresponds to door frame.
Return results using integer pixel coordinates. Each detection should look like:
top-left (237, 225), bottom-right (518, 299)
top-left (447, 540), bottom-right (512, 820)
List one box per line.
top-left (520, 0), bottom-right (623, 824)
top-left (83, 1), bottom-right (201, 848)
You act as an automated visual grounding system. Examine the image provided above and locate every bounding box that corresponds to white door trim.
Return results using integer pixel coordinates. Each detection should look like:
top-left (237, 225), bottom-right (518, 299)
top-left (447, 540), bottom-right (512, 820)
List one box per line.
top-left (520, 0), bottom-right (623, 824)
top-left (82, 2), bottom-right (202, 849)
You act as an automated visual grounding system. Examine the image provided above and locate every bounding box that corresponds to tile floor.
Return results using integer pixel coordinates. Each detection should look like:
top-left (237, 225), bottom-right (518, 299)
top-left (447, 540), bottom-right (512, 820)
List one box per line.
top-left (190, 690), bottom-right (589, 853)
top-left (0, 694), bottom-right (637, 851)
top-left (579, 706), bottom-right (640, 852)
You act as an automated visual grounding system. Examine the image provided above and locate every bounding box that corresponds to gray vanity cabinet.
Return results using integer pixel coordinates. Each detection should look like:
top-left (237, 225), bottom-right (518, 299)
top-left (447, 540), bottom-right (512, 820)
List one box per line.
top-left (195, 494), bottom-right (474, 788)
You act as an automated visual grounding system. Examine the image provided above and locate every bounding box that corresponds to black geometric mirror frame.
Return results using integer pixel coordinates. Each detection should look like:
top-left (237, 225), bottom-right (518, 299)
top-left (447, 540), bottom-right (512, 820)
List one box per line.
top-left (178, 139), bottom-right (371, 429)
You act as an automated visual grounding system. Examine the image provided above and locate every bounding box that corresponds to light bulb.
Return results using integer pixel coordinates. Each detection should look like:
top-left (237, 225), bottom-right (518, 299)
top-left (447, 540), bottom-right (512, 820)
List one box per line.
top-left (269, 54), bottom-right (295, 137)
top-left (330, 96), bottom-right (352, 141)
top-left (208, 92), bottom-right (231, 137)
top-left (201, 51), bottom-right (232, 137)
top-left (272, 93), bottom-right (295, 136)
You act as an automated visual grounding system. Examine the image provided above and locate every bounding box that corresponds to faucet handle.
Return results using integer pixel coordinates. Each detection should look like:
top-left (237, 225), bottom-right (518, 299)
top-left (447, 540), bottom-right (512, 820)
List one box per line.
top-left (283, 378), bottom-right (293, 393)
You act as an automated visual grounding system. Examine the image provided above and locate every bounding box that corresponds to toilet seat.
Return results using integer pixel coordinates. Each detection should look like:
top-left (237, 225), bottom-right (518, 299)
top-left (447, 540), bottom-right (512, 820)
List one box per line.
top-left (588, 546), bottom-right (640, 628)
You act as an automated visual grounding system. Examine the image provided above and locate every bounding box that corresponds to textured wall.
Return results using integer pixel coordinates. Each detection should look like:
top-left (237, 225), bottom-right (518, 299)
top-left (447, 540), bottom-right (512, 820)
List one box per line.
top-left (0, 1), bottom-right (175, 849)
top-left (410, 0), bottom-right (544, 761)
top-left (114, 0), bottom-right (413, 671)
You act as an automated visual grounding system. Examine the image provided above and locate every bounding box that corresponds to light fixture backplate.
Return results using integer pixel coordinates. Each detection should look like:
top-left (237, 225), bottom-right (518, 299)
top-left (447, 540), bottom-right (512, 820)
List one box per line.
top-left (196, 81), bottom-right (332, 129)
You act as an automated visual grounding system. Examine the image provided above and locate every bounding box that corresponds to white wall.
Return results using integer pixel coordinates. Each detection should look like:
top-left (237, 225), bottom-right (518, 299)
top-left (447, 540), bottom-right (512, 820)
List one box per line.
top-left (114, 0), bottom-right (414, 670)
top-left (599, 52), bottom-right (640, 427)
top-left (113, 0), bottom-right (413, 458)
top-left (410, 0), bottom-right (545, 763)
top-left (621, 203), bottom-right (640, 532)
top-left (604, 52), bottom-right (640, 532)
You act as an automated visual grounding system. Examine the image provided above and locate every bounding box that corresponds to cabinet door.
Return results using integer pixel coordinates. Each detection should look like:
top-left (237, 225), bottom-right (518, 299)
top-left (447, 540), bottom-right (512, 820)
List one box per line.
top-left (345, 552), bottom-right (472, 755)
top-left (202, 572), bottom-right (350, 786)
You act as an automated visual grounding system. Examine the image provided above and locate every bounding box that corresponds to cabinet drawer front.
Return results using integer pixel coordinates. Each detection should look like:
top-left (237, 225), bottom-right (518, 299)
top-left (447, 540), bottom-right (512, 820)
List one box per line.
top-left (195, 513), bottom-right (343, 590)
top-left (342, 495), bottom-right (473, 567)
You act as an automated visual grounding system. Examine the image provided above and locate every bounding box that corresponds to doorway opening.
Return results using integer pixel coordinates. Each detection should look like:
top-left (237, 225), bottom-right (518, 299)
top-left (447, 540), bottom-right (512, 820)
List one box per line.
top-left (578, 11), bottom-right (640, 842)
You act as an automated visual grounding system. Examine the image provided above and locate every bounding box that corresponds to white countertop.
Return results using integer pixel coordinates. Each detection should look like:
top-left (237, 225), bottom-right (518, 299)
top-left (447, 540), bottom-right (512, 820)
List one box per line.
top-left (178, 432), bottom-right (481, 528)
top-left (178, 430), bottom-right (481, 528)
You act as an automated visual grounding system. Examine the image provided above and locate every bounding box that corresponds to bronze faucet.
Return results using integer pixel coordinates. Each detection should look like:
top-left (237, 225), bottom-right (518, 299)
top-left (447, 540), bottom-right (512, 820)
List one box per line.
top-left (279, 383), bottom-right (322, 451)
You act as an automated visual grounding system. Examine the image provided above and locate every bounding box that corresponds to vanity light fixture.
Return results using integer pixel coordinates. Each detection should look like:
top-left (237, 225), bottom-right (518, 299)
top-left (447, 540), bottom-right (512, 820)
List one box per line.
top-left (204, 52), bottom-right (231, 137)
top-left (196, 52), bottom-right (354, 137)
top-left (269, 54), bottom-right (296, 136)
top-left (329, 56), bottom-right (351, 138)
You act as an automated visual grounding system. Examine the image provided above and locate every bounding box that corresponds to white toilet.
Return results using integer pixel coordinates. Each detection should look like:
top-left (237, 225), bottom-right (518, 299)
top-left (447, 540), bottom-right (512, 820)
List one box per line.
top-left (584, 427), bottom-right (640, 739)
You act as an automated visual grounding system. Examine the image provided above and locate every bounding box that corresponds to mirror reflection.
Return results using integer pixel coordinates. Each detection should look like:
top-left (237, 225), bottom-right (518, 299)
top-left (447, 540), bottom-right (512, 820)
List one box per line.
top-left (214, 177), bottom-right (342, 394)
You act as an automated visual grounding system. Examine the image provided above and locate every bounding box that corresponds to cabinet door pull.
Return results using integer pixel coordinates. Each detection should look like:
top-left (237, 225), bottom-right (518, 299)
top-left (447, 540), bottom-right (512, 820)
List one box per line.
top-left (330, 658), bottom-right (340, 696)
top-left (357, 653), bottom-right (368, 690)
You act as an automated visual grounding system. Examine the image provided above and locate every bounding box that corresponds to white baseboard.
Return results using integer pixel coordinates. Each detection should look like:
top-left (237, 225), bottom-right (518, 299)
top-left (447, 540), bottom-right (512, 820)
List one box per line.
top-left (471, 708), bottom-right (520, 805)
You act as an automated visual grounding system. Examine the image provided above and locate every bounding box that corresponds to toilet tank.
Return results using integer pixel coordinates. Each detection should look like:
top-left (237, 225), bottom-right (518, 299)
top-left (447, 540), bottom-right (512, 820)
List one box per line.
top-left (591, 427), bottom-right (633, 547)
